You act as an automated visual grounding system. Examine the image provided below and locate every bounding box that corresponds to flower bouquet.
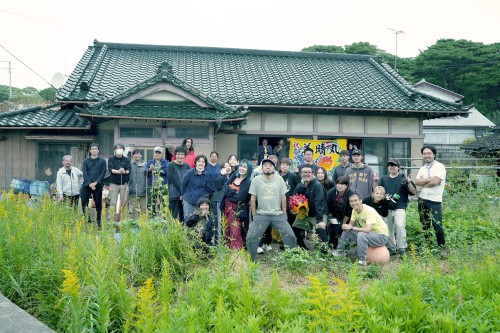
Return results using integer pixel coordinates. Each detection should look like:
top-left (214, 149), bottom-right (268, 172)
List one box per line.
top-left (288, 193), bottom-right (309, 219)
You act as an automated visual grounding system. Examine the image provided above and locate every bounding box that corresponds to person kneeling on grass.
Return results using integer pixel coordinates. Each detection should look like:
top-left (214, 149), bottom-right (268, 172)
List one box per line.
top-left (334, 193), bottom-right (389, 266)
top-left (186, 198), bottom-right (215, 248)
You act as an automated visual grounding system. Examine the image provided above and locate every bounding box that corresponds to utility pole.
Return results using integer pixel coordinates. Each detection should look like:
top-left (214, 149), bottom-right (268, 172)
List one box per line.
top-left (387, 28), bottom-right (404, 72)
top-left (0, 60), bottom-right (12, 100)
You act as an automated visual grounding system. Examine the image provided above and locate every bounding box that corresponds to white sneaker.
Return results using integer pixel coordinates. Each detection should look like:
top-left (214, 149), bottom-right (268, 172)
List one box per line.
top-left (264, 245), bottom-right (273, 251)
top-left (357, 260), bottom-right (367, 266)
top-left (331, 249), bottom-right (341, 256)
top-left (257, 247), bottom-right (264, 254)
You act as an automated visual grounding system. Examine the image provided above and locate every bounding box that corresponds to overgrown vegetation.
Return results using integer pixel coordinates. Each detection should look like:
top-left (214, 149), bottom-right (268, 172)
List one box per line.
top-left (0, 177), bottom-right (498, 332)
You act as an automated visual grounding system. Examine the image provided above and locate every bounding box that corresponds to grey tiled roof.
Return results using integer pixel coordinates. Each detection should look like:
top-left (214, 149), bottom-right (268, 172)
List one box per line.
top-left (57, 41), bottom-right (469, 115)
top-left (424, 108), bottom-right (495, 128)
top-left (0, 105), bottom-right (91, 129)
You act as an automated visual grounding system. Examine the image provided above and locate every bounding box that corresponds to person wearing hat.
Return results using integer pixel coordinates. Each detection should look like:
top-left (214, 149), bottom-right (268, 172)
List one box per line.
top-left (415, 145), bottom-right (447, 250)
top-left (246, 158), bottom-right (296, 261)
top-left (81, 143), bottom-right (107, 228)
top-left (344, 149), bottom-right (378, 200)
top-left (379, 158), bottom-right (416, 256)
top-left (145, 146), bottom-right (169, 215)
top-left (108, 143), bottom-right (132, 218)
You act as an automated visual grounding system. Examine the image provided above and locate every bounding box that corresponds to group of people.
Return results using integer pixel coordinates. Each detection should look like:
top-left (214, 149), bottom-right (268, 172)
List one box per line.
top-left (55, 137), bottom-right (447, 264)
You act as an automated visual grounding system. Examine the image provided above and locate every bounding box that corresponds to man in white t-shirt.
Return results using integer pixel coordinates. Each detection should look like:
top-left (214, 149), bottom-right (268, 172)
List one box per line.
top-left (415, 145), bottom-right (446, 248)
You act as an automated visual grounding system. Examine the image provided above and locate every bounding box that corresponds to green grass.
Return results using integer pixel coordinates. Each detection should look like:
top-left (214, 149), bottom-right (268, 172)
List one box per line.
top-left (0, 178), bottom-right (498, 332)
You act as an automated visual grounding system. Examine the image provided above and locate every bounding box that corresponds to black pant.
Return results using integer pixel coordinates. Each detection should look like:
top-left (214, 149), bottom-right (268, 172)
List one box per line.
top-left (328, 223), bottom-right (343, 249)
top-left (169, 199), bottom-right (184, 222)
top-left (63, 194), bottom-right (80, 210)
top-left (418, 198), bottom-right (445, 246)
top-left (81, 184), bottom-right (103, 227)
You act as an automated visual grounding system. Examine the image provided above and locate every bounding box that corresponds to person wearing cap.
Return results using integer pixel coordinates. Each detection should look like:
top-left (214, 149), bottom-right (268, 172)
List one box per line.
top-left (81, 143), bottom-right (107, 228)
top-left (167, 146), bottom-right (191, 221)
top-left (415, 145), bottom-right (447, 249)
top-left (108, 143), bottom-right (132, 218)
top-left (246, 158), bottom-right (296, 261)
top-left (128, 149), bottom-right (147, 217)
top-left (145, 146), bottom-right (169, 215)
top-left (379, 158), bottom-right (416, 256)
top-left (332, 150), bottom-right (351, 184)
top-left (344, 149), bottom-right (378, 199)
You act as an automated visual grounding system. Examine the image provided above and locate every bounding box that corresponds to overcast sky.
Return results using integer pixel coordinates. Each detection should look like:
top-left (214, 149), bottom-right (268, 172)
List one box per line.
top-left (1, 0), bottom-right (499, 90)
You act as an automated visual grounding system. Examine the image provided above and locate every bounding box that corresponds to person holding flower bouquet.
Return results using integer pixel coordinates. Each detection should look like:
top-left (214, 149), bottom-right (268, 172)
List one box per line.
top-left (292, 165), bottom-right (328, 249)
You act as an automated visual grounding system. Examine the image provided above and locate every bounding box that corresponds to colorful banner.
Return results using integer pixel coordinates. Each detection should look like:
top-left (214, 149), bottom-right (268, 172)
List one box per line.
top-left (288, 138), bottom-right (347, 175)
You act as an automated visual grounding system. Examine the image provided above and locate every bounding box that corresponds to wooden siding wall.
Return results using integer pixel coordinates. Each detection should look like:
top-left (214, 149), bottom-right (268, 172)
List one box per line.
top-left (0, 131), bottom-right (36, 191)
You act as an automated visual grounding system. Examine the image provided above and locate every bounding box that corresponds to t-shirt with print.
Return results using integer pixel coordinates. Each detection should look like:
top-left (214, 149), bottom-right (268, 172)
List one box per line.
top-left (351, 204), bottom-right (389, 236)
top-left (249, 174), bottom-right (287, 216)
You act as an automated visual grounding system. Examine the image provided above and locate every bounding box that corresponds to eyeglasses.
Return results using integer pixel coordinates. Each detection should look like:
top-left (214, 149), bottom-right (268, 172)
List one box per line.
top-left (301, 171), bottom-right (312, 174)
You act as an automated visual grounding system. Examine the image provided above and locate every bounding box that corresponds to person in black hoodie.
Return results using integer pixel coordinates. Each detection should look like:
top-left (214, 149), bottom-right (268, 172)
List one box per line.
top-left (167, 146), bottom-right (191, 221)
top-left (292, 165), bottom-right (328, 249)
top-left (81, 143), bottom-right (107, 228)
top-left (326, 176), bottom-right (354, 250)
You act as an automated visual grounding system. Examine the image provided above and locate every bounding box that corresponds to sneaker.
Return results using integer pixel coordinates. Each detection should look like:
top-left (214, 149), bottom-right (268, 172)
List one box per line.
top-left (331, 249), bottom-right (342, 256)
top-left (357, 260), bottom-right (367, 266)
top-left (389, 249), bottom-right (398, 256)
top-left (398, 249), bottom-right (406, 257)
top-left (264, 245), bottom-right (273, 252)
top-left (257, 247), bottom-right (264, 254)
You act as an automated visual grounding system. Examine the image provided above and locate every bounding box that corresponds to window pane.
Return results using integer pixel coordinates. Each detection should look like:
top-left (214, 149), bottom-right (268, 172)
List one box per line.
top-left (120, 127), bottom-right (161, 138)
top-left (363, 139), bottom-right (386, 176)
top-left (238, 135), bottom-right (259, 160)
top-left (167, 127), bottom-right (209, 139)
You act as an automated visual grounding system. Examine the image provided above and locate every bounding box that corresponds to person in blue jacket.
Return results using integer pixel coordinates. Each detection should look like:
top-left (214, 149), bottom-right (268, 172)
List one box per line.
top-left (181, 155), bottom-right (209, 221)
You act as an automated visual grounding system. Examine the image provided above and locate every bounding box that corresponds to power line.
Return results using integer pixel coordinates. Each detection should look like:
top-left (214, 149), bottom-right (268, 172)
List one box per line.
top-left (0, 9), bottom-right (97, 34)
top-left (0, 44), bottom-right (56, 89)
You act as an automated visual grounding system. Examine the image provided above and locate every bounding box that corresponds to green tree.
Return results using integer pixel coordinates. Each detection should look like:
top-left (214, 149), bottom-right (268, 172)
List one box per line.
top-left (21, 86), bottom-right (39, 96)
top-left (413, 39), bottom-right (500, 123)
top-left (301, 45), bottom-right (345, 53)
top-left (0, 85), bottom-right (9, 102)
top-left (39, 87), bottom-right (57, 101)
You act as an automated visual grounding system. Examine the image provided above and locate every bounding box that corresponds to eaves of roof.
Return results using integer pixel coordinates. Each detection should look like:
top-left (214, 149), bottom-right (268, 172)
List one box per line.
top-left (76, 104), bottom-right (247, 122)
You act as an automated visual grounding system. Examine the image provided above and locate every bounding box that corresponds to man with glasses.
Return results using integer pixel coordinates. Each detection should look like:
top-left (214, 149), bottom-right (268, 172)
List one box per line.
top-left (292, 165), bottom-right (328, 249)
top-left (415, 145), bottom-right (447, 251)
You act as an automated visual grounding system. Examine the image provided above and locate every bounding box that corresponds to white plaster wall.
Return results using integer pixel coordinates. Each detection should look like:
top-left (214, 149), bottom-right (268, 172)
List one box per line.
top-left (242, 113), bottom-right (261, 131)
top-left (290, 114), bottom-right (313, 132)
top-left (264, 113), bottom-right (287, 131)
top-left (392, 118), bottom-right (419, 135)
top-left (367, 116), bottom-right (389, 134)
top-left (317, 115), bottom-right (340, 133)
top-left (342, 115), bottom-right (364, 134)
top-left (216, 133), bottom-right (238, 160)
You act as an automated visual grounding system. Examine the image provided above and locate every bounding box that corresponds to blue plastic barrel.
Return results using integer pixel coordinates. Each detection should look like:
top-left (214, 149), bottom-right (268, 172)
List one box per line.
top-left (10, 178), bottom-right (31, 194)
top-left (29, 180), bottom-right (50, 197)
